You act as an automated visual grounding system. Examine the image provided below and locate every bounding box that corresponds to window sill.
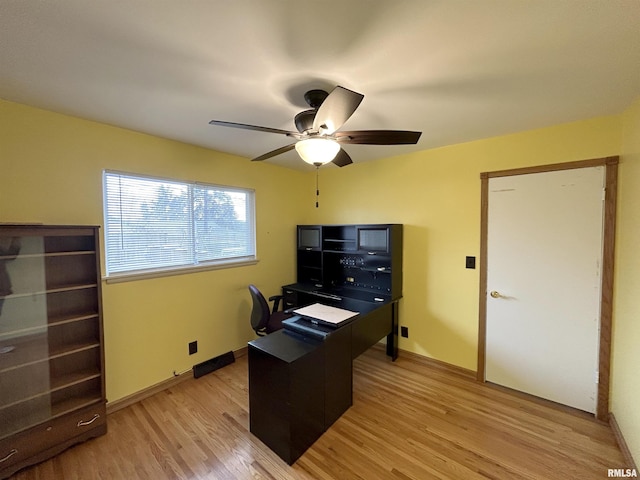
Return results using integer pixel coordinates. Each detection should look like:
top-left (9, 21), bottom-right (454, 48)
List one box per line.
top-left (103, 258), bottom-right (259, 284)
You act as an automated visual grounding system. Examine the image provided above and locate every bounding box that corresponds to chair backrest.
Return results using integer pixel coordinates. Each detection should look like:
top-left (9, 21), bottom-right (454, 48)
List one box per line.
top-left (248, 284), bottom-right (270, 333)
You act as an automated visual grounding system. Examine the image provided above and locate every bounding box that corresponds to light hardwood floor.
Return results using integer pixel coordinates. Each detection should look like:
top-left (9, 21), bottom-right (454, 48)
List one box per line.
top-left (11, 347), bottom-right (626, 479)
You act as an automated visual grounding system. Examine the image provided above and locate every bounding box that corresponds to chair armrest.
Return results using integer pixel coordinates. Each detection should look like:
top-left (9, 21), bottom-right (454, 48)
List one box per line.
top-left (268, 294), bottom-right (284, 313)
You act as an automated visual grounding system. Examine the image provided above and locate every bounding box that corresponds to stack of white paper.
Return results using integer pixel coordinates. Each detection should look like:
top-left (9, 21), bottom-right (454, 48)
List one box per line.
top-left (293, 303), bottom-right (359, 325)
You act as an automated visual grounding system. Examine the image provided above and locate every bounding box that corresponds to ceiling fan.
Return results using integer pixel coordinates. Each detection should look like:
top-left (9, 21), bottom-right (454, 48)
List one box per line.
top-left (209, 86), bottom-right (422, 167)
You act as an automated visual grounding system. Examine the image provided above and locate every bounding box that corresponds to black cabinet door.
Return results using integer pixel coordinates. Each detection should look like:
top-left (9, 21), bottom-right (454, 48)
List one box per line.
top-left (356, 225), bottom-right (390, 253)
top-left (297, 226), bottom-right (321, 251)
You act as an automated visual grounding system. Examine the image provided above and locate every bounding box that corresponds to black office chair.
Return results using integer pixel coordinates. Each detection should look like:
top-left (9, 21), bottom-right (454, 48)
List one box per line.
top-left (248, 284), bottom-right (292, 336)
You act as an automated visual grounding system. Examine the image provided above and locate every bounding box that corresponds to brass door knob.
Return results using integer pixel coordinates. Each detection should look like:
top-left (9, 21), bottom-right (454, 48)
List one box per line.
top-left (490, 290), bottom-right (501, 298)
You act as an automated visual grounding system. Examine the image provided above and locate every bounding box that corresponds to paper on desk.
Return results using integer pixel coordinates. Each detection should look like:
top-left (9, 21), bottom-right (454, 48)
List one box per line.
top-left (293, 303), bottom-right (359, 324)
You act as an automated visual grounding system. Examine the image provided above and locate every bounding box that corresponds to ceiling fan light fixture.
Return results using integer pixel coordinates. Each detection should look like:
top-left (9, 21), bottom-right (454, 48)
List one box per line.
top-left (209, 85), bottom-right (420, 168)
top-left (295, 137), bottom-right (340, 165)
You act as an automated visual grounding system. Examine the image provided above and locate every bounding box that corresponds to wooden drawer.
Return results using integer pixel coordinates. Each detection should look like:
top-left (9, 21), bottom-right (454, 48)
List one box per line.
top-left (0, 402), bottom-right (106, 477)
top-left (48, 402), bottom-right (106, 442)
top-left (282, 288), bottom-right (297, 309)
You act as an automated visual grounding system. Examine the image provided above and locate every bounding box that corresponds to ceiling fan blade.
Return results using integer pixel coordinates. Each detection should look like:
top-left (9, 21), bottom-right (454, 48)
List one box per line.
top-left (313, 86), bottom-right (364, 135)
top-left (335, 130), bottom-right (422, 145)
top-left (251, 143), bottom-right (296, 162)
top-left (209, 120), bottom-right (302, 138)
top-left (332, 148), bottom-right (353, 167)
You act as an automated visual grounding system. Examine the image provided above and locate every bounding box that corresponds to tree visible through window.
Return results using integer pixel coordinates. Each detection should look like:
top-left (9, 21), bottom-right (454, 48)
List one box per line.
top-left (103, 171), bottom-right (255, 276)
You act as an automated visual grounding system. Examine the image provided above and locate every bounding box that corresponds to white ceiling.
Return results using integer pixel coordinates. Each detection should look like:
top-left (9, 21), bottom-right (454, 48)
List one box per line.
top-left (1, 1), bottom-right (639, 171)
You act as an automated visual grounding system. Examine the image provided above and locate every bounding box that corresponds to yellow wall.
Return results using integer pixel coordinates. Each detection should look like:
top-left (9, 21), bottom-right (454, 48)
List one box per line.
top-left (612, 96), bottom-right (640, 464)
top-left (310, 115), bottom-right (622, 370)
top-left (2, 98), bottom-right (638, 465)
top-left (0, 99), bottom-right (310, 401)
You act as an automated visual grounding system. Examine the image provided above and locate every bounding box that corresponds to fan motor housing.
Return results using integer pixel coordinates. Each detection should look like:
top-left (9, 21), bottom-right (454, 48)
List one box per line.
top-left (294, 109), bottom-right (316, 133)
top-left (294, 90), bottom-right (329, 132)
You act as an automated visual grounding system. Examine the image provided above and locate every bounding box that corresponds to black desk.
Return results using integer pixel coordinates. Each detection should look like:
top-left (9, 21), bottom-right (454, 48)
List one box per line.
top-left (282, 282), bottom-right (399, 360)
top-left (248, 289), bottom-right (399, 464)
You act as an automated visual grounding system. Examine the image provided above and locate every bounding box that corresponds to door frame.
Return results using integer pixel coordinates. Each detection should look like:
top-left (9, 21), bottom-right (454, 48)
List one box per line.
top-left (477, 156), bottom-right (618, 421)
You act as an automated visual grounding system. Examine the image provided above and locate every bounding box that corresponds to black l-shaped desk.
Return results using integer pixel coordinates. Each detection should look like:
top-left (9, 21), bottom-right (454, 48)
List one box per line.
top-left (248, 283), bottom-right (399, 465)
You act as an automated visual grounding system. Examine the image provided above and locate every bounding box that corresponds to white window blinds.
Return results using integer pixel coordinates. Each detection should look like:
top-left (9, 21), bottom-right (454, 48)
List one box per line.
top-left (103, 171), bottom-right (255, 276)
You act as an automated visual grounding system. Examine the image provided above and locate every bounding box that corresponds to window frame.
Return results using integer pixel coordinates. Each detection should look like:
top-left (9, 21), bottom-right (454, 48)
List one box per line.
top-left (102, 170), bottom-right (257, 283)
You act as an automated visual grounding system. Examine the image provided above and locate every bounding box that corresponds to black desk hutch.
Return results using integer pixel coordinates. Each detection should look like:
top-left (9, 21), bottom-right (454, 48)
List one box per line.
top-left (248, 224), bottom-right (402, 464)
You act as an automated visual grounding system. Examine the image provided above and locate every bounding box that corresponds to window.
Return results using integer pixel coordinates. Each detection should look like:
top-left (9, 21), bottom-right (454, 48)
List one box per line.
top-left (103, 171), bottom-right (256, 279)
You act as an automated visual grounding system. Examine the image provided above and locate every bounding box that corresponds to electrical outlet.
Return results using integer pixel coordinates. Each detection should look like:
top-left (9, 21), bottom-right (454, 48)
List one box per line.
top-left (400, 326), bottom-right (409, 338)
top-left (189, 341), bottom-right (198, 355)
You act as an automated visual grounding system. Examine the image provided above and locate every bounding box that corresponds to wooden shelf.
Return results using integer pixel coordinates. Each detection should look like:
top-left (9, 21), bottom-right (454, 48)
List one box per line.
top-left (359, 267), bottom-right (392, 273)
top-left (50, 392), bottom-right (102, 418)
top-left (0, 314), bottom-right (98, 344)
top-left (1, 369), bottom-right (101, 411)
top-left (0, 251), bottom-right (95, 261)
top-left (0, 284), bottom-right (97, 301)
top-left (0, 332), bottom-right (99, 373)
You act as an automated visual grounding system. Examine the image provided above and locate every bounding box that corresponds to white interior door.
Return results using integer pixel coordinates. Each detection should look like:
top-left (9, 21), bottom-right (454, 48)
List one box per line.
top-left (485, 166), bottom-right (605, 413)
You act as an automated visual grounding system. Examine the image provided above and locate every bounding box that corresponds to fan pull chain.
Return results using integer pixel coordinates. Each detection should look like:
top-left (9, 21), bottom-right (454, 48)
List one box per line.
top-left (315, 165), bottom-right (320, 208)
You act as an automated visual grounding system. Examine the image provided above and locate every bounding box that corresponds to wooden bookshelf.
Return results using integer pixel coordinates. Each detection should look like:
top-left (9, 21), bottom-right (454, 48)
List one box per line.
top-left (0, 225), bottom-right (106, 479)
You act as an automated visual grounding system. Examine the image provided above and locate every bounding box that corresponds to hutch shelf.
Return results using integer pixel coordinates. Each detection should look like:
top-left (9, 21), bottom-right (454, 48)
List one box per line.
top-left (288, 224), bottom-right (403, 307)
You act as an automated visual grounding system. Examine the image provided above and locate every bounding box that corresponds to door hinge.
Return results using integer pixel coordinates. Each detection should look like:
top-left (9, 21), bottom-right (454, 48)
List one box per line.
top-left (595, 370), bottom-right (600, 384)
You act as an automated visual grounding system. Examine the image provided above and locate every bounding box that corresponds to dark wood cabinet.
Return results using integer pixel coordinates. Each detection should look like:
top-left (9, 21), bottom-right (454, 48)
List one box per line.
top-left (249, 324), bottom-right (353, 465)
top-left (295, 224), bottom-right (402, 301)
top-left (248, 332), bottom-right (325, 465)
top-left (0, 225), bottom-right (106, 479)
